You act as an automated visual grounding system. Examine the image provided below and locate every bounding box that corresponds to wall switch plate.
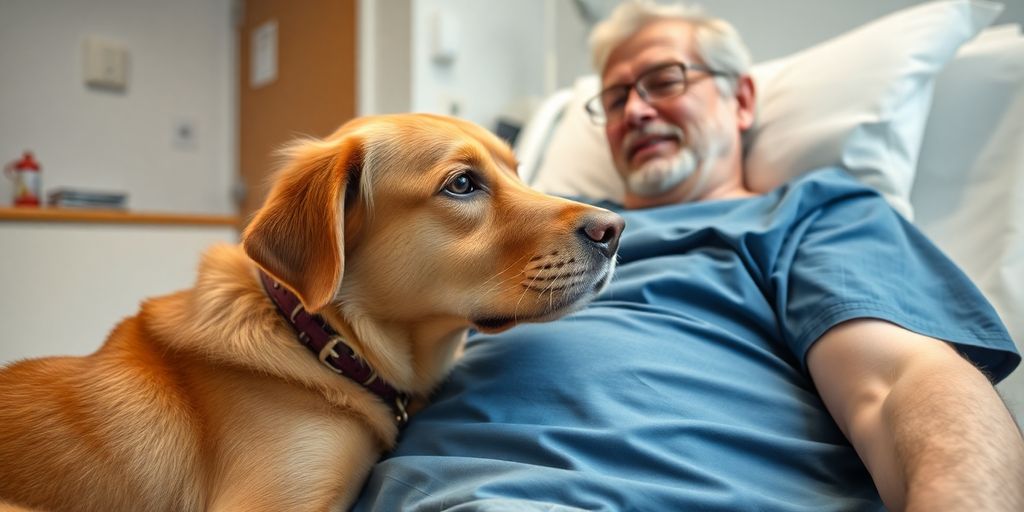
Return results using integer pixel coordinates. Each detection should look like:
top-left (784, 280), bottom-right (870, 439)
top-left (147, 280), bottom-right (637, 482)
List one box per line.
top-left (250, 20), bottom-right (278, 89)
top-left (430, 10), bottom-right (458, 65)
top-left (84, 36), bottom-right (129, 91)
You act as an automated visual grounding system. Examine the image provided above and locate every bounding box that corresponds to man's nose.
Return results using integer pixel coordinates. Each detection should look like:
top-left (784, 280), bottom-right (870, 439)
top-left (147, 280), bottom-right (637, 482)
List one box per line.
top-left (622, 88), bottom-right (657, 127)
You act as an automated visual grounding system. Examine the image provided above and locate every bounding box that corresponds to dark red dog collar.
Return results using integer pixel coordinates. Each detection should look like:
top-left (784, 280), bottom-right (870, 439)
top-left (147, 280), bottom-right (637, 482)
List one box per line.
top-left (259, 270), bottom-right (409, 426)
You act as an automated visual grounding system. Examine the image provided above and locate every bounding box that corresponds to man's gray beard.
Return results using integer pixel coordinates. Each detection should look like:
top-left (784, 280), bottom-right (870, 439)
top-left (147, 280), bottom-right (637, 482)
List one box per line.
top-left (627, 147), bottom-right (698, 198)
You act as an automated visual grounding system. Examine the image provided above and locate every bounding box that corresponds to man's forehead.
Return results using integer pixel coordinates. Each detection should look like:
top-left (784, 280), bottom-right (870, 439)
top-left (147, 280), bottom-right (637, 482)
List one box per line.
top-left (603, 20), bottom-right (695, 84)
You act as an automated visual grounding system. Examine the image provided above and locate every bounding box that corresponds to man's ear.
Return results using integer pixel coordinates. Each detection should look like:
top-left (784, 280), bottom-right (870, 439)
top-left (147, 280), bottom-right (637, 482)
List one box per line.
top-left (735, 74), bottom-right (757, 132)
top-left (242, 135), bottom-right (363, 313)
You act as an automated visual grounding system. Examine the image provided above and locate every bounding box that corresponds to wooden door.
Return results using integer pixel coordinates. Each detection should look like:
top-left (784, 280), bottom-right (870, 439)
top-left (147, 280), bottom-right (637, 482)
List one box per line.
top-left (237, 0), bottom-right (358, 224)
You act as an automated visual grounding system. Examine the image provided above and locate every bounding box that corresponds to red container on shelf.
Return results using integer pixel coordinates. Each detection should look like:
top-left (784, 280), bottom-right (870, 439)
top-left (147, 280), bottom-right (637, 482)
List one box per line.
top-left (4, 151), bottom-right (41, 207)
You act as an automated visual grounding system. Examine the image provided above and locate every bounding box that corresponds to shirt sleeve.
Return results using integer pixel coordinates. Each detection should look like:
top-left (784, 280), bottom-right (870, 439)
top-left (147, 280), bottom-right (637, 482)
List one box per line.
top-left (771, 181), bottom-right (1020, 383)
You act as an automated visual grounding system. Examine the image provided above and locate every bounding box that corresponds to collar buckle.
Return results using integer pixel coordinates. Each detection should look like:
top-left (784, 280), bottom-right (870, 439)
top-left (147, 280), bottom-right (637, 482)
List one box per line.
top-left (318, 335), bottom-right (346, 373)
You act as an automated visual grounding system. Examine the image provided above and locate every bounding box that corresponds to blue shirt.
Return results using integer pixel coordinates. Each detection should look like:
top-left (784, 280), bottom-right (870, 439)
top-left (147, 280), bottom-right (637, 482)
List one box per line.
top-left (354, 168), bottom-right (1020, 512)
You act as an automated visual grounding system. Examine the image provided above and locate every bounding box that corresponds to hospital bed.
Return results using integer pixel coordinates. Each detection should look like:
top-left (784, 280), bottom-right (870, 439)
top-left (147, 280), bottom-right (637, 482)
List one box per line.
top-left (512, 0), bottom-right (1024, 423)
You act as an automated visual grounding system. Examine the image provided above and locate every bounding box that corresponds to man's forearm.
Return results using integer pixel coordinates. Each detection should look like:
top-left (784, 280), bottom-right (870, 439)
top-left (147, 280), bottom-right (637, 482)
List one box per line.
top-left (809, 320), bottom-right (1023, 511)
top-left (881, 352), bottom-right (1024, 511)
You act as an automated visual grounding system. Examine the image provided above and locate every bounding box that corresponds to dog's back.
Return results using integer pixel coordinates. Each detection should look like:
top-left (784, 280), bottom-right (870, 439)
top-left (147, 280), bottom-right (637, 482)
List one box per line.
top-left (0, 309), bottom-right (206, 512)
top-left (0, 258), bottom-right (384, 511)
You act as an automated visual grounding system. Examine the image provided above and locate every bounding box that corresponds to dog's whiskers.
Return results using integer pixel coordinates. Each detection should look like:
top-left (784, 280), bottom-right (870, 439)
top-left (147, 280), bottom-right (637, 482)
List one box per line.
top-left (528, 250), bottom-right (558, 263)
top-left (476, 252), bottom-right (531, 291)
top-left (526, 257), bottom-right (575, 272)
top-left (542, 266), bottom-right (564, 311)
top-left (524, 268), bottom-right (587, 282)
top-left (468, 268), bottom-right (527, 313)
top-left (524, 254), bottom-right (585, 312)
top-left (466, 252), bottom-right (535, 315)
top-left (513, 253), bottom-right (548, 324)
top-left (522, 277), bottom-right (588, 294)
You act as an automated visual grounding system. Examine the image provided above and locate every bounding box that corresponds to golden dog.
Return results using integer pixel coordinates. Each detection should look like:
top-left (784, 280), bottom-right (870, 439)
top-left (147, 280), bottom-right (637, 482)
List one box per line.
top-left (0, 114), bottom-right (623, 512)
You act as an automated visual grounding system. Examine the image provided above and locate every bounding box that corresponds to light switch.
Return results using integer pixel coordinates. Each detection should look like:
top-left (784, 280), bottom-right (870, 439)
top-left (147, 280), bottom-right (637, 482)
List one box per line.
top-left (84, 36), bottom-right (129, 91)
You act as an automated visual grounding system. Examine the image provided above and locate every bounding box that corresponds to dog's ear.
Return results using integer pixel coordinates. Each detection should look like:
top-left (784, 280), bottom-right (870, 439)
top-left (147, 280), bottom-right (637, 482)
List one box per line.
top-left (242, 135), bottom-right (363, 313)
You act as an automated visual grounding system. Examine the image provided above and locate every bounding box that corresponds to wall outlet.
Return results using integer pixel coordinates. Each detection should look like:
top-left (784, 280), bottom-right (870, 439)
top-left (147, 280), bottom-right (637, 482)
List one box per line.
top-left (173, 118), bottom-right (198, 151)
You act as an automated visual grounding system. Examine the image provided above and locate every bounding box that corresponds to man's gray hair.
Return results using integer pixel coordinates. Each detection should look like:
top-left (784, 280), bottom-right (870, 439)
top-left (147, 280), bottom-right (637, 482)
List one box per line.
top-left (589, 0), bottom-right (752, 96)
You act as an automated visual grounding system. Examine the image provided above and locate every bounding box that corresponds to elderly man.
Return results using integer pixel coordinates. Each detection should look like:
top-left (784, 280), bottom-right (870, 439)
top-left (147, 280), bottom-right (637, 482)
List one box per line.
top-left (355, 1), bottom-right (1023, 510)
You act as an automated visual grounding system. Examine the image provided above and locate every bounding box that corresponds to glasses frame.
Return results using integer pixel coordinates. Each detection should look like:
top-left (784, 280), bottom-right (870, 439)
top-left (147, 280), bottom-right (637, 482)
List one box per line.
top-left (584, 62), bottom-right (735, 125)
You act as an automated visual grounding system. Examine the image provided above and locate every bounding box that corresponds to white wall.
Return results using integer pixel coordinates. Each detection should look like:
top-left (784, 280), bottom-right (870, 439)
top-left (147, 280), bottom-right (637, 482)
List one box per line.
top-left (0, 0), bottom-right (237, 215)
top-left (360, 0), bottom-right (413, 117)
top-left (410, 0), bottom-right (549, 129)
top-left (0, 223), bottom-right (237, 363)
top-left (359, 0), bottom-right (550, 132)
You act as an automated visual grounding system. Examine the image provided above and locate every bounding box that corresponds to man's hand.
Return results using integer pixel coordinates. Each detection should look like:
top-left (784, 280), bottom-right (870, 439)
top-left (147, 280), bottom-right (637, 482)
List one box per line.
top-left (808, 318), bottom-right (1024, 511)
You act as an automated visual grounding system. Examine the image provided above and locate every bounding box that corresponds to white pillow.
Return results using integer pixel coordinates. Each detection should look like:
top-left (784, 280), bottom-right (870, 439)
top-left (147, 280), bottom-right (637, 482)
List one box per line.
top-left (515, 89), bottom-right (574, 185)
top-left (911, 32), bottom-right (1024, 344)
top-left (909, 29), bottom-right (1024, 424)
top-left (528, 0), bottom-right (1002, 217)
top-left (528, 76), bottom-right (624, 201)
top-left (745, 0), bottom-right (1002, 218)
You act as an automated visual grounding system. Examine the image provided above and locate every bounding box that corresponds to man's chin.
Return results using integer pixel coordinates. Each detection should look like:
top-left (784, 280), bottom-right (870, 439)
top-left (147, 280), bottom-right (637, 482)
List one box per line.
top-left (622, 154), bottom-right (696, 196)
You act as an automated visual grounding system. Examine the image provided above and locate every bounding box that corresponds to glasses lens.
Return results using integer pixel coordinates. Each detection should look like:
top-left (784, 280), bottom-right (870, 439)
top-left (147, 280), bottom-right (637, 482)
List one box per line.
top-left (598, 86), bottom-right (630, 121)
top-left (639, 64), bottom-right (687, 100)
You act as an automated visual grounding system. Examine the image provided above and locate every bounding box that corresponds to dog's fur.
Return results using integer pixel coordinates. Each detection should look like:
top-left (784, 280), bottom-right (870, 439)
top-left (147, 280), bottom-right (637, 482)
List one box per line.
top-left (0, 114), bottom-right (622, 512)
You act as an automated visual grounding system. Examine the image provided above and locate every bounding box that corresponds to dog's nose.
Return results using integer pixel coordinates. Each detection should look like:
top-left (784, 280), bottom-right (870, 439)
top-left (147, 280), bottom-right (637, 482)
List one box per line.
top-left (578, 212), bottom-right (625, 258)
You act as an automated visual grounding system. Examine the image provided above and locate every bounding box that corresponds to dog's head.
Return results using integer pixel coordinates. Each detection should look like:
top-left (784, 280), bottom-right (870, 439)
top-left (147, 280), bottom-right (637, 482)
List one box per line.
top-left (243, 113), bottom-right (622, 334)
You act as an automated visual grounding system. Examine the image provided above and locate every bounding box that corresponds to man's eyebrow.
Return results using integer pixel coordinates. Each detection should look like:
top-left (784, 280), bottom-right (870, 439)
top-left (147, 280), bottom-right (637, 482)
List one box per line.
top-left (600, 82), bottom-right (630, 92)
top-left (603, 59), bottom-right (680, 88)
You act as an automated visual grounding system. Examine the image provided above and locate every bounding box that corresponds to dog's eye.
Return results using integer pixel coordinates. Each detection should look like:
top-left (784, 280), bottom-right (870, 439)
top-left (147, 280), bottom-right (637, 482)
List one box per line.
top-left (444, 173), bottom-right (477, 196)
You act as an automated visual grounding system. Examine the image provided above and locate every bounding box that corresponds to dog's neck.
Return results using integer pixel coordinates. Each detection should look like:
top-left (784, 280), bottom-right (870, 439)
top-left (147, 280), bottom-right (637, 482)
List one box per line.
top-left (146, 244), bottom-right (467, 433)
top-left (258, 270), bottom-right (410, 425)
top-left (332, 303), bottom-right (469, 393)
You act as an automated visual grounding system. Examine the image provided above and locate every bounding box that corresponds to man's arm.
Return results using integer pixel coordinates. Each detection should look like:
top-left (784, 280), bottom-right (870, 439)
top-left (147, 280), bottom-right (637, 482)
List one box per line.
top-left (807, 318), bottom-right (1024, 511)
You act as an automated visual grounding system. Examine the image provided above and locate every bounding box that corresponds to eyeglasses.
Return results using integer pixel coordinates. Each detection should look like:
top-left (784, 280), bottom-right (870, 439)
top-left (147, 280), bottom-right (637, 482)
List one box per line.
top-left (584, 62), bottom-right (734, 125)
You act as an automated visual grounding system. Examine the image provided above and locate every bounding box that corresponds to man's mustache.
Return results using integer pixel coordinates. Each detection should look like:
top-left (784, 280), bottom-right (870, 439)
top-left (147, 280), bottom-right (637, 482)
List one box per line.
top-left (623, 123), bottom-right (686, 160)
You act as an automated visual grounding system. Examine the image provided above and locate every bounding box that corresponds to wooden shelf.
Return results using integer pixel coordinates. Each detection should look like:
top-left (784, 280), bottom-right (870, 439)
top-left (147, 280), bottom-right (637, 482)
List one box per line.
top-left (0, 207), bottom-right (239, 227)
